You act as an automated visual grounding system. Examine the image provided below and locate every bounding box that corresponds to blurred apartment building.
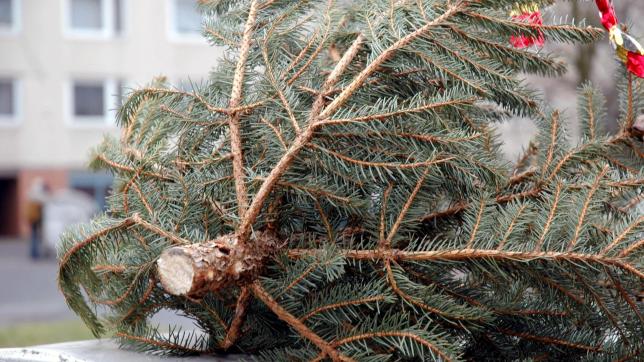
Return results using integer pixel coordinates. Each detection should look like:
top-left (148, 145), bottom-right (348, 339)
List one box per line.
top-left (0, 0), bottom-right (220, 238)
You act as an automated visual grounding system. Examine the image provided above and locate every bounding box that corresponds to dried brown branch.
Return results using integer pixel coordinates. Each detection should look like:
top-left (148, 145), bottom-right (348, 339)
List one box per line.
top-left (199, 301), bottom-right (229, 333)
top-left (205, 28), bottom-right (238, 47)
top-left (466, 198), bottom-right (486, 248)
top-left (384, 168), bottom-right (430, 246)
top-left (567, 165), bottom-right (609, 251)
top-left (287, 248), bottom-right (644, 279)
top-left (571, 267), bottom-right (629, 343)
top-left (299, 295), bottom-right (386, 322)
top-left (121, 168), bottom-right (143, 214)
top-left (313, 197), bottom-right (334, 242)
top-left (604, 267), bottom-right (643, 324)
top-left (239, 4), bottom-right (462, 242)
top-left (286, 12), bottom-right (334, 87)
top-left (250, 282), bottom-right (354, 361)
top-left (174, 154), bottom-right (233, 168)
top-left (131, 213), bottom-right (191, 245)
top-left (276, 262), bottom-right (318, 299)
top-left (619, 193), bottom-right (644, 213)
top-left (536, 274), bottom-right (585, 305)
top-left (319, 131), bottom-right (481, 145)
top-left (317, 98), bottom-right (476, 127)
top-left (237, 34), bottom-right (365, 242)
top-left (600, 216), bottom-right (644, 256)
top-left (259, 178), bottom-right (352, 204)
top-left (385, 260), bottom-right (482, 321)
top-left (585, 88), bottom-right (597, 140)
top-left (93, 264), bottom-right (128, 274)
top-left (259, 117), bottom-right (288, 149)
top-left (496, 329), bottom-right (601, 352)
top-left (220, 287), bottom-right (251, 349)
top-left (159, 105), bottom-right (228, 127)
top-left (327, 330), bottom-right (454, 361)
top-left (85, 266), bottom-right (150, 306)
top-left (115, 332), bottom-right (208, 354)
top-left (496, 204), bottom-right (528, 250)
top-left (414, 51), bottom-right (488, 94)
top-left (228, 0), bottom-right (260, 220)
top-left (95, 154), bottom-right (171, 181)
top-left (118, 277), bottom-right (156, 323)
top-left (314, 145), bottom-right (455, 169)
top-left (58, 219), bottom-right (135, 272)
top-left (534, 182), bottom-right (563, 251)
top-left (495, 187), bottom-right (541, 203)
top-left (514, 141), bottom-right (538, 173)
top-left (121, 94), bottom-right (148, 144)
top-left (624, 73), bottom-right (635, 130)
top-left (283, 29), bottom-right (320, 78)
top-left (262, 47), bottom-right (301, 134)
top-left (421, 201), bottom-right (468, 222)
top-left (319, 4), bottom-right (464, 120)
top-left (131, 181), bottom-right (154, 216)
top-left (379, 183), bottom-right (395, 244)
top-left (509, 168), bottom-right (537, 186)
top-left (618, 238), bottom-right (644, 258)
top-left (134, 87), bottom-right (257, 116)
top-left (541, 111), bottom-right (561, 176)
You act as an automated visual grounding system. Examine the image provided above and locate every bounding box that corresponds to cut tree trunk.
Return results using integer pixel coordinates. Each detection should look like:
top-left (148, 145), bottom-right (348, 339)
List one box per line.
top-left (157, 232), bottom-right (278, 298)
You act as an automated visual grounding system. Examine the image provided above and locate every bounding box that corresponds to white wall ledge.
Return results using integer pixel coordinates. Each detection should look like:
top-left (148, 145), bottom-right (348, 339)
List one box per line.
top-left (0, 339), bottom-right (243, 362)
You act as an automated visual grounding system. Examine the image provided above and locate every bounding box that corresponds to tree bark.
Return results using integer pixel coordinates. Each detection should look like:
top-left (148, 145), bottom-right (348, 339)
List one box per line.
top-left (157, 232), bottom-right (278, 298)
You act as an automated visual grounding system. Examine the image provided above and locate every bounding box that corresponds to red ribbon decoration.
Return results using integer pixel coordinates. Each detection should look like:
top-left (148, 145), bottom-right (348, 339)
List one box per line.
top-left (595, 0), bottom-right (618, 29)
top-left (507, 1), bottom-right (644, 78)
top-left (595, 0), bottom-right (644, 78)
top-left (509, 3), bottom-right (545, 48)
top-left (627, 54), bottom-right (644, 78)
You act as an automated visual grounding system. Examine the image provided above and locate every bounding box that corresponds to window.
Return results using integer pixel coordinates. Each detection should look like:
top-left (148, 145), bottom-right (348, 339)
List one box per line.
top-left (69, 79), bottom-right (124, 125)
top-left (0, 0), bottom-right (13, 26)
top-left (70, 0), bottom-right (102, 31)
top-left (65, 0), bottom-right (123, 37)
top-left (73, 83), bottom-right (104, 117)
top-left (0, 78), bottom-right (19, 125)
top-left (113, 0), bottom-right (123, 34)
top-left (168, 0), bottom-right (203, 40)
top-left (0, 0), bottom-right (20, 34)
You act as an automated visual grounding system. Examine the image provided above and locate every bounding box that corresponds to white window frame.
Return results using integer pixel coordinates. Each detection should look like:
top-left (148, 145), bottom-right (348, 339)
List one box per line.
top-left (166, 0), bottom-right (205, 43)
top-left (0, 0), bottom-right (21, 35)
top-left (0, 77), bottom-right (21, 128)
top-left (62, 0), bottom-right (125, 39)
top-left (65, 78), bottom-right (121, 128)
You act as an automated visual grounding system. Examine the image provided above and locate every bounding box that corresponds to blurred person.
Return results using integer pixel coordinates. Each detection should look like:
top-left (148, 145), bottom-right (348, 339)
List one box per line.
top-left (25, 178), bottom-right (49, 260)
top-left (42, 188), bottom-right (97, 256)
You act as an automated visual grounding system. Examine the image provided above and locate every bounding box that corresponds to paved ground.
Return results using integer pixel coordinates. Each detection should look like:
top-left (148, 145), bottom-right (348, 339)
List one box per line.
top-left (0, 239), bottom-right (195, 330)
top-left (0, 340), bottom-right (243, 361)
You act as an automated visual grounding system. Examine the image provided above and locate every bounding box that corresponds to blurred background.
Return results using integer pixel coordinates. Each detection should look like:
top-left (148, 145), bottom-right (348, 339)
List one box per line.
top-left (0, 0), bottom-right (642, 348)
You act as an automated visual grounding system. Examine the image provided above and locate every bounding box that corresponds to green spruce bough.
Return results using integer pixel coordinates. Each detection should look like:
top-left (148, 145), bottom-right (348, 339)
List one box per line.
top-left (58, 0), bottom-right (643, 360)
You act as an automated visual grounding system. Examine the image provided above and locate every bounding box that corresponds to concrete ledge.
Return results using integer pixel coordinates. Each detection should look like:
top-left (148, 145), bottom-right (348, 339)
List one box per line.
top-left (0, 339), bottom-right (244, 362)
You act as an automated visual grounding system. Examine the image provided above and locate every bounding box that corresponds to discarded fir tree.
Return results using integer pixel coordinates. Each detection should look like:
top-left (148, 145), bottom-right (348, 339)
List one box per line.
top-left (58, 0), bottom-right (643, 360)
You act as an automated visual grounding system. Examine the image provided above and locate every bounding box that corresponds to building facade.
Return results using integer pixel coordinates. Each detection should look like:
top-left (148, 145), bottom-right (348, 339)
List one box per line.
top-left (0, 0), bottom-right (221, 237)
